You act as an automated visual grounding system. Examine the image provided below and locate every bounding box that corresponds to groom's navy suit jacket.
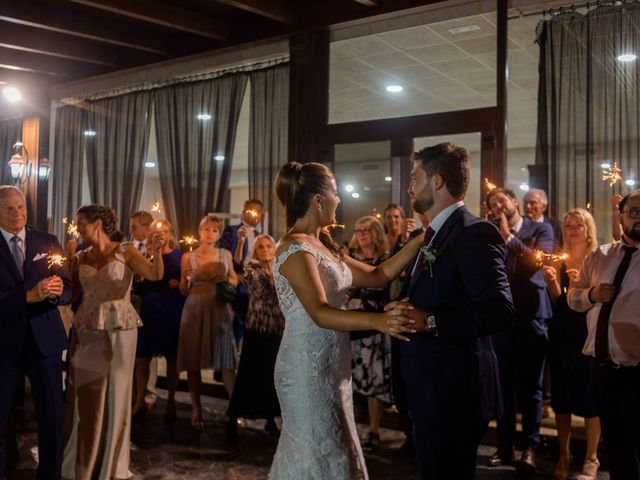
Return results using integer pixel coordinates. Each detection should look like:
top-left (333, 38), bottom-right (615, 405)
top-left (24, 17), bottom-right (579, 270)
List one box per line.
top-left (0, 226), bottom-right (71, 478)
top-left (402, 206), bottom-right (514, 424)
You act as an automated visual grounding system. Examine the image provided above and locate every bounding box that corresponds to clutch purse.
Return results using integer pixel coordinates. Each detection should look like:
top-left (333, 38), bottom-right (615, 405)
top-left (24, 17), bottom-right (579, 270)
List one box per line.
top-left (216, 281), bottom-right (237, 304)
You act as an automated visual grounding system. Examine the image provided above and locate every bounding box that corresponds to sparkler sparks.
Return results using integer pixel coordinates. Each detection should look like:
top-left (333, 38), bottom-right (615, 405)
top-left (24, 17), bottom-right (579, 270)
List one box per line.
top-left (484, 178), bottom-right (498, 192)
top-left (534, 249), bottom-right (569, 267)
top-left (328, 223), bottom-right (346, 230)
top-left (62, 217), bottom-right (80, 238)
top-left (151, 201), bottom-right (161, 213)
top-left (180, 235), bottom-right (198, 252)
top-left (41, 252), bottom-right (67, 271)
top-left (602, 162), bottom-right (622, 187)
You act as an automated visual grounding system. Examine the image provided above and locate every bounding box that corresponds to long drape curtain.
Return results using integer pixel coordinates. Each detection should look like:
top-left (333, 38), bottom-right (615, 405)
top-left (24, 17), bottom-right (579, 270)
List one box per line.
top-left (536, 3), bottom-right (640, 242)
top-left (248, 64), bottom-right (289, 239)
top-left (154, 74), bottom-right (248, 237)
top-left (51, 105), bottom-right (85, 241)
top-left (85, 91), bottom-right (153, 234)
top-left (0, 118), bottom-right (22, 186)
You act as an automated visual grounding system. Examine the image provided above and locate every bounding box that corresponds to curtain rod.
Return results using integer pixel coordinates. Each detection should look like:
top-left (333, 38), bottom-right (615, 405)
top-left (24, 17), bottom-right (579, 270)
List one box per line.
top-left (56, 56), bottom-right (289, 105)
top-left (509, 0), bottom-right (637, 19)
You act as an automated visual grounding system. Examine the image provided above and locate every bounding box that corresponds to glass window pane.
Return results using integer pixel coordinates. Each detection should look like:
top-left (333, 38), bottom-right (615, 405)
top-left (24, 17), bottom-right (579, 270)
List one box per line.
top-left (333, 141), bottom-right (391, 246)
top-left (330, 5), bottom-right (497, 124)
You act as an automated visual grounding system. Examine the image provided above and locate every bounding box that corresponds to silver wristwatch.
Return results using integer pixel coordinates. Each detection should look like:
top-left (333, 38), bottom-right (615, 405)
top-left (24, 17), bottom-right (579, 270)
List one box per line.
top-left (423, 313), bottom-right (438, 336)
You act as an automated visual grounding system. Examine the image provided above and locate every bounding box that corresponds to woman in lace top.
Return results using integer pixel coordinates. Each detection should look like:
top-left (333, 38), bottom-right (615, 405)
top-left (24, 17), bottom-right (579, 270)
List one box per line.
top-left (268, 162), bottom-right (425, 480)
top-left (62, 204), bottom-right (164, 480)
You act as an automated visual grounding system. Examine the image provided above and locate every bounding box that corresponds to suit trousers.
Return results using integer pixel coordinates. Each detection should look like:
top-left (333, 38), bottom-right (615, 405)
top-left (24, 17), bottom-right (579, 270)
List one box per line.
top-left (494, 317), bottom-right (548, 450)
top-left (593, 360), bottom-right (640, 480)
top-left (0, 331), bottom-right (64, 480)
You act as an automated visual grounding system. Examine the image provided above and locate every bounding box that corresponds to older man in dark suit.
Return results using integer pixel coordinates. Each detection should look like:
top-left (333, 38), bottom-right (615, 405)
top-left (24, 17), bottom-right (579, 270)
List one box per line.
top-left (387, 144), bottom-right (514, 479)
top-left (0, 185), bottom-right (71, 479)
top-left (486, 187), bottom-right (554, 472)
top-left (523, 188), bottom-right (563, 252)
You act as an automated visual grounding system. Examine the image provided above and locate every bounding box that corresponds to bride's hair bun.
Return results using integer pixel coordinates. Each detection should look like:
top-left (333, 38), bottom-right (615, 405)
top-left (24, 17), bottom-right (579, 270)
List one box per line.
top-left (76, 204), bottom-right (119, 234)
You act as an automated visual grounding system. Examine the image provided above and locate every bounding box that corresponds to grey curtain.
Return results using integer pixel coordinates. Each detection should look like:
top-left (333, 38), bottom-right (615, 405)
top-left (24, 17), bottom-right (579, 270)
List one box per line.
top-left (536, 4), bottom-right (640, 242)
top-left (85, 91), bottom-right (153, 234)
top-left (0, 118), bottom-right (22, 186)
top-left (249, 64), bottom-right (289, 239)
top-left (51, 105), bottom-right (85, 241)
top-left (154, 74), bottom-right (248, 237)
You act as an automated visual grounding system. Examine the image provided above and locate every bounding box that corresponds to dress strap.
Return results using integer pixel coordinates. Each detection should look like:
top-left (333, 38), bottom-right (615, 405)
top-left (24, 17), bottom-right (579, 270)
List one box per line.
top-left (275, 241), bottom-right (319, 271)
top-left (219, 248), bottom-right (229, 278)
top-left (189, 252), bottom-right (199, 271)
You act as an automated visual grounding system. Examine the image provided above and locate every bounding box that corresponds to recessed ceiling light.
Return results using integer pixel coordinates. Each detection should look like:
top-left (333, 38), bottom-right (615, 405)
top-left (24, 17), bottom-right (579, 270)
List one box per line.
top-left (448, 24), bottom-right (481, 35)
top-left (351, 192), bottom-right (360, 199)
top-left (519, 183), bottom-right (530, 191)
top-left (3, 86), bottom-right (21, 102)
top-left (625, 179), bottom-right (636, 186)
top-left (214, 155), bottom-right (225, 161)
top-left (384, 176), bottom-right (392, 182)
top-left (385, 85), bottom-right (403, 93)
top-left (345, 184), bottom-right (354, 192)
top-left (144, 162), bottom-right (156, 168)
top-left (83, 130), bottom-right (96, 137)
top-left (600, 162), bottom-right (611, 169)
top-left (197, 113), bottom-right (212, 120)
top-left (617, 53), bottom-right (637, 62)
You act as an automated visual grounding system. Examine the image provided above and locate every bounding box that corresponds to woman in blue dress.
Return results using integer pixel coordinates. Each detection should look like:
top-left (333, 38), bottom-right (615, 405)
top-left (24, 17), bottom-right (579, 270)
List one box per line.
top-left (132, 219), bottom-right (185, 420)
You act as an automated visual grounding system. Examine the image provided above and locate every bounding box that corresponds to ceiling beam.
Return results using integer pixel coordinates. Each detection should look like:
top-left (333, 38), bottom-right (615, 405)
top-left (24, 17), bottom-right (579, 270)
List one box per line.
top-left (216, 0), bottom-right (298, 24)
top-left (0, 21), bottom-right (118, 66)
top-left (353, 0), bottom-right (379, 5)
top-left (0, 0), bottom-right (168, 54)
top-left (0, 47), bottom-right (109, 78)
top-left (70, 0), bottom-right (229, 40)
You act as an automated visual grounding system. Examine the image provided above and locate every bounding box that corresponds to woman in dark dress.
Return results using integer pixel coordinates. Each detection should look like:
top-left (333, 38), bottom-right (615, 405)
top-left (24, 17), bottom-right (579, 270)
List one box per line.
top-left (226, 234), bottom-right (284, 440)
top-left (542, 208), bottom-right (601, 480)
top-left (347, 216), bottom-right (391, 452)
top-left (133, 219), bottom-right (185, 419)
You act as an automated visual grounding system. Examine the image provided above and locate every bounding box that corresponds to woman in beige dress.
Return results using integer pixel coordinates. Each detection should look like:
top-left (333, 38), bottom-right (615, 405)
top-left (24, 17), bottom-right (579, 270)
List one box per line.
top-left (177, 214), bottom-right (238, 430)
top-left (62, 205), bottom-right (164, 480)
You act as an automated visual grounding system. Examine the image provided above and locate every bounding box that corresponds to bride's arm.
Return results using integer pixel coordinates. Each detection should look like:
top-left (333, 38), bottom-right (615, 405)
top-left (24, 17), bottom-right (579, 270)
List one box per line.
top-left (279, 250), bottom-right (415, 341)
top-left (345, 231), bottom-right (424, 289)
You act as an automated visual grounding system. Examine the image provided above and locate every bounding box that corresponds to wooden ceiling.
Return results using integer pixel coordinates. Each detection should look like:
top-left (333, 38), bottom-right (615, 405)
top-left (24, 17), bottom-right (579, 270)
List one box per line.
top-left (0, 0), bottom-right (446, 92)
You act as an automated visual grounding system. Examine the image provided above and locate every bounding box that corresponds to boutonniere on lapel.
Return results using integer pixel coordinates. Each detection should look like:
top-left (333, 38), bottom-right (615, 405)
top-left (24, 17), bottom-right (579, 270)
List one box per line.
top-left (420, 245), bottom-right (437, 278)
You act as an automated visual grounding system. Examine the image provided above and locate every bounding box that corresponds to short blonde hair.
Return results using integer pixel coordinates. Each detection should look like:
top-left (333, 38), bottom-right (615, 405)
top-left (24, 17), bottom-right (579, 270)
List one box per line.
top-left (349, 216), bottom-right (388, 258)
top-left (563, 208), bottom-right (597, 252)
top-left (198, 214), bottom-right (221, 231)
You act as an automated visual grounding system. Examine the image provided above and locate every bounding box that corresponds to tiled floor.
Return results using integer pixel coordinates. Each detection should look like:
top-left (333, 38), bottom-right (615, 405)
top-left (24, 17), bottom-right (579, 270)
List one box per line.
top-left (8, 390), bottom-right (610, 479)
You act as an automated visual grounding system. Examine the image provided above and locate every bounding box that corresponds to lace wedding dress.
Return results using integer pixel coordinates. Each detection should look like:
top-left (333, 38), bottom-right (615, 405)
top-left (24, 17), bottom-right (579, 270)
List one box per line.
top-left (269, 241), bottom-right (368, 480)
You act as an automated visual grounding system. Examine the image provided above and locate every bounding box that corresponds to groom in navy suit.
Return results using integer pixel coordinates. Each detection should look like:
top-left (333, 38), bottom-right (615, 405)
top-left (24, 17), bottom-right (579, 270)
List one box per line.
top-left (387, 144), bottom-right (514, 479)
top-left (0, 186), bottom-right (71, 479)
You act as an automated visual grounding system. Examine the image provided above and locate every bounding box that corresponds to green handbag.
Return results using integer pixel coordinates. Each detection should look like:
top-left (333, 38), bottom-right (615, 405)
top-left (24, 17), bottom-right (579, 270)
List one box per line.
top-left (216, 281), bottom-right (237, 304)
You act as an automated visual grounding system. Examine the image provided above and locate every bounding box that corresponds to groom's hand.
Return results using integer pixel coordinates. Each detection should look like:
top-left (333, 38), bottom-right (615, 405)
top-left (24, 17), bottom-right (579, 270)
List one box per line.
top-left (385, 298), bottom-right (427, 331)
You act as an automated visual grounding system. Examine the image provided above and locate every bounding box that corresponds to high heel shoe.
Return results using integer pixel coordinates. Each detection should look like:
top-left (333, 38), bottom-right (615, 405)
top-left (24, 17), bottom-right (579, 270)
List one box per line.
top-left (554, 453), bottom-right (572, 480)
top-left (191, 409), bottom-right (204, 432)
top-left (576, 459), bottom-right (599, 480)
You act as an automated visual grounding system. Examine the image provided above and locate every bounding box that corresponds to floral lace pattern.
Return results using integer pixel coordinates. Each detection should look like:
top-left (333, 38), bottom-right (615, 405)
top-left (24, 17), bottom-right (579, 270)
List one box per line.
top-left (269, 241), bottom-right (368, 480)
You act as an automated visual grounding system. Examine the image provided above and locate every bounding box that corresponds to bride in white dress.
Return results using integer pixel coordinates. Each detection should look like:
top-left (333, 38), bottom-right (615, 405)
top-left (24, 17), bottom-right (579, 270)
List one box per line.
top-left (269, 162), bottom-right (425, 479)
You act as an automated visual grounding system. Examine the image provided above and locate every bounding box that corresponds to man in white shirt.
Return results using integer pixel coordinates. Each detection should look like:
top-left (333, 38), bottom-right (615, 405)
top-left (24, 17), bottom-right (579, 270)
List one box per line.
top-left (567, 190), bottom-right (640, 480)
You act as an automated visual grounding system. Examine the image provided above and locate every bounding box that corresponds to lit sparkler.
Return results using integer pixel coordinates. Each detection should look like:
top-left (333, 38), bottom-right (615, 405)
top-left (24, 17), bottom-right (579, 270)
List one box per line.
top-left (484, 178), bottom-right (498, 192)
top-left (534, 249), bottom-right (569, 267)
top-left (151, 201), bottom-right (161, 213)
top-left (41, 252), bottom-right (67, 273)
top-left (62, 217), bottom-right (80, 238)
top-left (180, 235), bottom-right (198, 252)
top-left (602, 162), bottom-right (622, 187)
top-left (245, 209), bottom-right (260, 220)
top-left (328, 223), bottom-right (346, 230)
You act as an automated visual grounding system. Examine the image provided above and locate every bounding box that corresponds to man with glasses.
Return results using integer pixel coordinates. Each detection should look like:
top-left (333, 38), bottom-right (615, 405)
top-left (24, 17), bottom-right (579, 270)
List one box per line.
top-left (568, 190), bottom-right (640, 480)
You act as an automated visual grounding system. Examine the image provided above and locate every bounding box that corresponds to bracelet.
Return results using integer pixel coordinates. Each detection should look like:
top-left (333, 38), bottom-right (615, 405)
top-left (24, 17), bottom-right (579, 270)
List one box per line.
top-left (423, 312), bottom-right (438, 336)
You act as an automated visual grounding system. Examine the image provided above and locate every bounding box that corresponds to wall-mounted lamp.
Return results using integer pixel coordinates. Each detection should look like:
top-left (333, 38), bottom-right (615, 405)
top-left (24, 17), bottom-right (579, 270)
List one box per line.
top-left (8, 142), bottom-right (31, 185)
top-left (38, 157), bottom-right (51, 180)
